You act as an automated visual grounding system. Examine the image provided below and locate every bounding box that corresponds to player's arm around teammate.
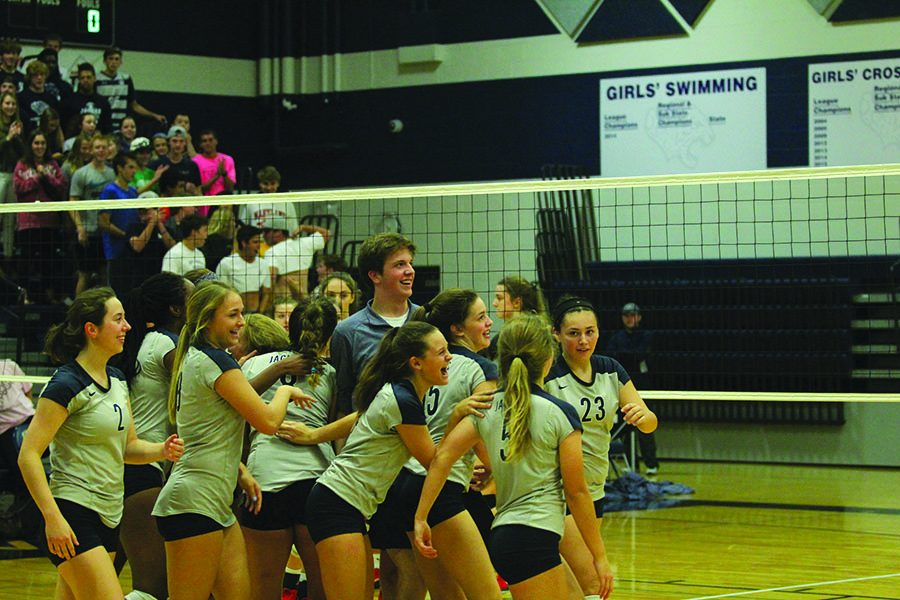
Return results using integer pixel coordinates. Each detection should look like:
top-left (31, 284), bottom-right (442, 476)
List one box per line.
top-left (397, 288), bottom-right (501, 600)
top-left (239, 298), bottom-right (341, 600)
top-left (417, 313), bottom-right (605, 600)
top-left (304, 321), bottom-right (461, 600)
top-left (151, 281), bottom-right (311, 600)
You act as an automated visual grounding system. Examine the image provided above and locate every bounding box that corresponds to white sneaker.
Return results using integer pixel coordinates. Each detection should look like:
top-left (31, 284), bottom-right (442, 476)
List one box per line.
top-left (645, 466), bottom-right (659, 476)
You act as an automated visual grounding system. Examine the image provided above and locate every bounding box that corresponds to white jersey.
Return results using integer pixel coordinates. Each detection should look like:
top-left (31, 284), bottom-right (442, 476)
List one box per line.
top-left (317, 380), bottom-right (426, 519)
top-left (161, 242), bottom-right (206, 276)
top-left (472, 385), bottom-right (581, 536)
top-left (129, 328), bottom-right (178, 473)
top-left (153, 345), bottom-right (243, 526)
top-left (238, 202), bottom-right (300, 233)
top-left (242, 351), bottom-right (335, 492)
top-left (544, 355), bottom-right (630, 501)
top-left (404, 345), bottom-right (498, 487)
top-left (216, 254), bottom-right (271, 294)
top-left (41, 363), bottom-right (131, 528)
top-left (267, 233), bottom-right (325, 276)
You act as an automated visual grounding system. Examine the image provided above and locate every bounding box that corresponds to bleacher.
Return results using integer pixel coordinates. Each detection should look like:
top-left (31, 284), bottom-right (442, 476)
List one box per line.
top-left (544, 255), bottom-right (899, 424)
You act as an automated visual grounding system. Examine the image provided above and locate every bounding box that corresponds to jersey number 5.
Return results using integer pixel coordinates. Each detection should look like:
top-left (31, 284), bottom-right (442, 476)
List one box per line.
top-left (424, 388), bottom-right (440, 417)
top-left (579, 396), bottom-right (606, 423)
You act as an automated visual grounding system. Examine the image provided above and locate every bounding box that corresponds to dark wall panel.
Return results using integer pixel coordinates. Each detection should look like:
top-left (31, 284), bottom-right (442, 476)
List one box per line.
top-left (114, 1), bottom-right (259, 59)
top-left (272, 49), bottom-right (900, 190)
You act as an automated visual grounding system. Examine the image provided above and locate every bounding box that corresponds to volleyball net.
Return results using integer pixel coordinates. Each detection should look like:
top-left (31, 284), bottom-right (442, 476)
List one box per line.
top-left (0, 163), bottom-right (897, 419)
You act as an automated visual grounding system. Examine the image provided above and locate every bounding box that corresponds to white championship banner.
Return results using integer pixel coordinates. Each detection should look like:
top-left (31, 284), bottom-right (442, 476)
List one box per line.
top-left (809, 57), bottom-right (900, 168)
top-left (600, 67), bottom-right (767, 177)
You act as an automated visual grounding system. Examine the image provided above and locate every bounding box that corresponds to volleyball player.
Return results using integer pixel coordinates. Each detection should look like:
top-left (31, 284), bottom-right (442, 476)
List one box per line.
top-left (398, 288), bottom-right (501, 599)
top-left (151, 281), bottom-right (312, 600)
top-left (545, 296), bottom-right (657, 598)
top-left (116, 273), bottom-right (193, 600)
top-left (240, 298), bottom-right (339, 600)
top-left (18, 287), bottom-right (183, 600)
top-left (414, 313), bottom-right (607, 600)
top-left (304, 321), bottom-right (489, 600)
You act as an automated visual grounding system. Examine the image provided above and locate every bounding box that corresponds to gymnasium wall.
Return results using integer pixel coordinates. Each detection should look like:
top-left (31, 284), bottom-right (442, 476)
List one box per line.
top-left (16, 1), bottom-right (899, 465)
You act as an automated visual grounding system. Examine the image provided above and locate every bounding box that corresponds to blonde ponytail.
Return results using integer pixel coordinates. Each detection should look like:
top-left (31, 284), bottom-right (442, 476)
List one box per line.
top-left (496, 313), bottom-right (556, 462)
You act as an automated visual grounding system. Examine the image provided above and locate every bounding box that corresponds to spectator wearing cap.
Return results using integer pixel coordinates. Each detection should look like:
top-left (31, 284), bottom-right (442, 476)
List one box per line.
top-left (18, 60), bottom-right (58, 136)
top-left (172, 113), bottom-right (197, 157)
top-left (216, 225), bottom-right (273, 314)
top-left (192, 129), bottom-right (235, 197)
top-left (151, 125), bottom-right (202, 201)
top-left (129, 136), bottom-right (169, 195)
top-left (95, 47), bottom-right (166, 133)
top-left (0, 39), bottom-right (24, 93)
top-left (161, 214), bottom-right (208, 275)
top-left (61, 62), bottom-right (113, 136)
top-left (606, 302), bottom-right (660, 474)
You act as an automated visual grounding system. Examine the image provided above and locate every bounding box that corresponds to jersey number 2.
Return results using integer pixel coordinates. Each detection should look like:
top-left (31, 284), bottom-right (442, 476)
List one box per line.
top-left (112, 403), bottom-right (125, 431)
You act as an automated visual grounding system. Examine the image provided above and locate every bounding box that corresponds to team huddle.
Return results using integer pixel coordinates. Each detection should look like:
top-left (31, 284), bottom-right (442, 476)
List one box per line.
top-left (16, 232), bottom-right (658, 600)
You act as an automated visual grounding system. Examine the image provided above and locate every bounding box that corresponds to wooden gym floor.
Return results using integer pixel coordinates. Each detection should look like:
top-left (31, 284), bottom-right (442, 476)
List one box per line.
top-left (1, 461), bottom-right (898, 599)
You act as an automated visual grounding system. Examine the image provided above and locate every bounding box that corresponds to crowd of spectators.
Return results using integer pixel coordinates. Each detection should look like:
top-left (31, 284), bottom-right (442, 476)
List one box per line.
top-left (1, 35), bottom-right (334, 319)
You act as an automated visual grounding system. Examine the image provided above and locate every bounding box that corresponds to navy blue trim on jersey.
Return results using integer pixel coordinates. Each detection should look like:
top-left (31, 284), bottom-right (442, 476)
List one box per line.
top-left (545, 354), bottom-right (630, 388)
top-left (41, 362), bottom-right (124, 408)
top-left (392, 380), bottom-right (426, 426)
top-left (197, 344), bottom-right (241, 372)
top-left (150, 327), bottom-right (179, 345)
top-left (449, 344), bottom-right (499, 381)
top-left (531, 384), bottom-right (583, 432)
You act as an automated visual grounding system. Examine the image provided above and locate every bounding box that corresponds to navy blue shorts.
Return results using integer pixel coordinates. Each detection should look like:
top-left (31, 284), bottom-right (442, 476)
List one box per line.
top-left (123, 464), bottom-right (164, 499)
top-left (488, 525), bottom-right (561, 585)
top-left (241, 478), bottom-right (318, 531)
top-left (305, 483), bottom-right (368, 544)
top-left (397, 469), bottom-right (467, 532)
top-left (48, 498), bottom-right (119, 566)
top-left (367, 475), bottom-right (411, 549)
top-left (155, 513), bottom-right (224, 542)
top-left (565, 497), bottom-right (605, 518)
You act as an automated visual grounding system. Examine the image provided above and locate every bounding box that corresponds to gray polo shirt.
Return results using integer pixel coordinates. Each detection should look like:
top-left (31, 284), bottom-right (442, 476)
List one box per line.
top-left (330, 299), bottom-right (419, 414)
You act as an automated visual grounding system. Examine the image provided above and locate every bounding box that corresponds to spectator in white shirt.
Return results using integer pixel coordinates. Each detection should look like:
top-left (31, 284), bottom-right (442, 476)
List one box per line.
top-left (215, 225), bottom-right (272, 314)
top-left (161, 214), bottom-right (207, 275)
top-left (267, 223), bottom-right (330, 300)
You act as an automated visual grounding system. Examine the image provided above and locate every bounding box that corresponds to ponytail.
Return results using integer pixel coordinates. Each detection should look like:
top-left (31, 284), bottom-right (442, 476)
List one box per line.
top-left (44, 287), bottom-right (116, 365)
top-left (412, 288), bottom-right (479, 343)
top-left (353, 321), bottom-right (436, 412)
top-left (496, 313), bottom-right (556, 462)
top-left (289, 296), bottom-right (338, 389)
top-left (166, 281), bottom-right (235, 423)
